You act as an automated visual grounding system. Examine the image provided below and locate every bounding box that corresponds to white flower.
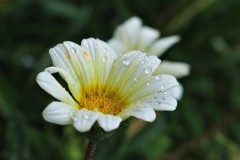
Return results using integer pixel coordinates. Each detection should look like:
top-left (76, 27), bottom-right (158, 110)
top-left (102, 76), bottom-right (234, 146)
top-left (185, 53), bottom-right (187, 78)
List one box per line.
top-left (108, 17), bottom-right (190, 99)
top-left (36, 38), bottom-right (179, 132)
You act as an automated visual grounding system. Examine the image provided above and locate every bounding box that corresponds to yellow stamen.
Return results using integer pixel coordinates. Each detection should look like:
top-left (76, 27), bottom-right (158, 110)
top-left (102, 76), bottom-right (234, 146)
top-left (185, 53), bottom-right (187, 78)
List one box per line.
top-left (78, 85), bottom-right (127, 115)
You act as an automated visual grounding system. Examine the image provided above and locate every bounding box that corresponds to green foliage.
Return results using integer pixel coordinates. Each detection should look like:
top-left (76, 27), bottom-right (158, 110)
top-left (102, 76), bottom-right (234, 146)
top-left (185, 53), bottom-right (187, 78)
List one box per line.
top-left (1, 0), bottom-right (240, 159)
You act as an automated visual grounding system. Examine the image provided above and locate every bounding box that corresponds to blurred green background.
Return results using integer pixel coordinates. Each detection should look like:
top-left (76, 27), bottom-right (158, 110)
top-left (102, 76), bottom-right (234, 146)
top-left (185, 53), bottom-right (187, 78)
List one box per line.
top-left (1, 0), bottom-right (240, 159)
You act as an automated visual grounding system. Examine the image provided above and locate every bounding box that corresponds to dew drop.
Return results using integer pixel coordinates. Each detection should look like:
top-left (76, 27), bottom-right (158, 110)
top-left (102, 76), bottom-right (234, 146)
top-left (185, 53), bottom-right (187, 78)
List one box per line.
top-left (85, 44), bottom-right (89, 48)
top-left (69, 109), bottom-right (79, 121)
top-left (103, 55), bottom-right (108, 62)
top-left (144, 56), bottom-right (149, 60)
top-left (155, 75), bottom-right (161, 80)
top-left (160, 86), bottom-right (165, 90)
top-left (84, 115), bottom-right (90, 119)
top-left (70, 47), bottom-right (77, 54)
top-left (123, 57), bottom-right (130, 65)
top-left (69, 109), bottom-right (75, 117)
top-left (144, 67), bottom-right (152, 74)
top-left (156, 101), bottom-right (162, 105)
top-left (103, 47), bottom-right (107, 52)
top-left (134, 77), bottom-right (139, 81)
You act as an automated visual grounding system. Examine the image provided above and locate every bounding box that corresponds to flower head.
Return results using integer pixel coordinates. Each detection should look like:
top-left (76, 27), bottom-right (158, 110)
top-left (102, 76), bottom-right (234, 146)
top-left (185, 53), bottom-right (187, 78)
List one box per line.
top-left (108, 17), bottom-right (180, 57)
top-left (108, 17), bottom-right (190, 99)
top-left (37, 38), bottom-right (178, 132)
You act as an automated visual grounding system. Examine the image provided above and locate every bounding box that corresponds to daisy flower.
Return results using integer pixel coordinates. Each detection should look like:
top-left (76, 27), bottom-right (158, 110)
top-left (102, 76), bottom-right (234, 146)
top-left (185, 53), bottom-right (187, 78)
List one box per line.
top-left (36, 38), bottom-right (179, 132)
top-left (108, 17), bottom-right (190, 99)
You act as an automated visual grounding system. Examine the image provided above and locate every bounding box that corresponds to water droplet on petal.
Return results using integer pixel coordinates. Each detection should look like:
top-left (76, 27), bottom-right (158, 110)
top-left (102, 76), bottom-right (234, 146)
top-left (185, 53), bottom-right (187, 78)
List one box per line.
top-left (144, 56), bottom-right (149, 61)
top-left (123, 57), bottom-right (130, 65)
top-left (103, 47), bottom-right (107, 52)
top-left (70, 47), bottom-right (77, 54)
top-left (69, 110), bottom-right (78, 121)
top-left (155, 75), bottom-right (161, 80)
top-left (156, 101), bottom-right (162, 105)
top-left (134, 77), bottom-right (139, 81)
top-left (144, 67), bottom-right (152, 74)
top-left (160, 86), bottom-right (165, 90)
top-left (84, 115), bottom-right (90, 119)
top-left (103, 55), bottom-right (108, 62)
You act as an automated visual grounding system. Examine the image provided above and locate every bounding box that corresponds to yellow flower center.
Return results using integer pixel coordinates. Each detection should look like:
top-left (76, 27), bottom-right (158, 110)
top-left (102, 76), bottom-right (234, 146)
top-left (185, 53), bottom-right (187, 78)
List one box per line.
top-left (77, 86), bottom-right (127, 115)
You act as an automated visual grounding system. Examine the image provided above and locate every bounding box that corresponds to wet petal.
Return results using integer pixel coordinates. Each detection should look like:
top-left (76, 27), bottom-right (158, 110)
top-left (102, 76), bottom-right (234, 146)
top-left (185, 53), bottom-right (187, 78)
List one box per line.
top-left (49, 44), bottom-right (79, 82)
top-left (121, 103), bottom-right (156, 122)
top-left (80, 38), bottom-right (118, 85)
top-left (165, 84), bottom-right (183, 100)
top-left (144, 94), bottom-right (177, 111)
top-left (44, 66), bottom-right (81, 101)
top-left (107, 51), bottom-right (160, 101)
top-left (72, 109), bottom-right (99, 132)
top-left (42, 101), bottom-right (74, 125)
top-left (129, 74), bottom-right (178, 102)
top-left (98, 114), bottom-right (122, 132)
top-left (36, 71), bottom-right (77, 106)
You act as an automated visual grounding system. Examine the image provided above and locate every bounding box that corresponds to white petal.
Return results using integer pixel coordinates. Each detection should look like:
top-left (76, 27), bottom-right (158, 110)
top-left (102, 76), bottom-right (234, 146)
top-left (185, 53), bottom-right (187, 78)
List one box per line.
top-left (42, 101), bottom-right (74, 125)
top-left (138, 26), bottom-right (160, 49)
top-left (63, 41), bottom-right (95, 86)
top-left (107, 51), bottom-right (160, 101)
top-left (112, 17), bottom-right (142, 51)
top-left (121, 103), bottom-right (156, 122)
top-left (36, 71), bottom-right (77, 106)
top-left (165, 84), bottom-right (183, 100)
top-left (106, 51), bottom-right (145, 90)
top-left (144, 94), bottom-right (177, 111)
top-left (44, 66), bottom-right (81, 100)
top-left (117, 17), bottom-right (142, 44)
top-left (81, 38), bottom-right (118, 85)
top-left (108, 39), bottom-right (125, 55)
top-left (72, 109), bottom-right (99, 132)
top-left (128, 74), bottom-right (179, 102)
top-left (154, 60), bottom-right (190, 78)
top-left (148, 35), bottom-right (180, 56)
top-left (49, 44), bottom-right (79, 83)
top-left (98, 114), bottom-right (122, 132)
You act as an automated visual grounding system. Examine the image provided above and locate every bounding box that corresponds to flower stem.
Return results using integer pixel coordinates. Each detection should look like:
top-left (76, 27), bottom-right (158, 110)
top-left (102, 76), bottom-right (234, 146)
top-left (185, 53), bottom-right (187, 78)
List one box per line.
top-left (84, 140), bottom-right (97, 160)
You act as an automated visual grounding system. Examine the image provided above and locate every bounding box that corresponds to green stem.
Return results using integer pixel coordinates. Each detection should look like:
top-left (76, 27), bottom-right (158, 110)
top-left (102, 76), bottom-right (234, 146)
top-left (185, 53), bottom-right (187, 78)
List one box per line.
top-left (84, 140), bottom-right (97, 160)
